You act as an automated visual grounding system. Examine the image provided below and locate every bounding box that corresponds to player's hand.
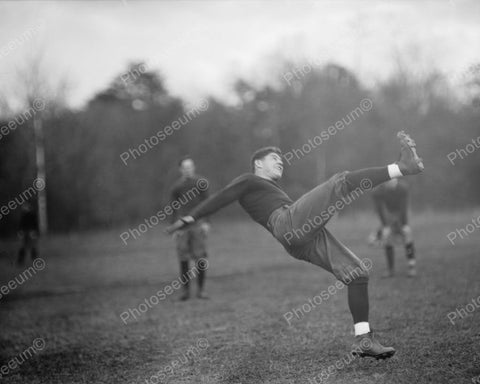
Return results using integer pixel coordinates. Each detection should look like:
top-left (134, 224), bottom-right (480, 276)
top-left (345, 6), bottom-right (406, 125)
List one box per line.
top-left (200, 222), bottom-right (210, 235)
top-left (165, 219), bottom-right (186, 234)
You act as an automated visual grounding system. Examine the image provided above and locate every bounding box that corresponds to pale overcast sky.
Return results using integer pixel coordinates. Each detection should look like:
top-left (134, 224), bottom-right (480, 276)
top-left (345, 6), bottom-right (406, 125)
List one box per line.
top-left (0, 0), bottom-right (479, 108)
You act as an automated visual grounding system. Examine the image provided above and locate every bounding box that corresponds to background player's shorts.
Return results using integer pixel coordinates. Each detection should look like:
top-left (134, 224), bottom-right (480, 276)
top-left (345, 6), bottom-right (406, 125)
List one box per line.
top-left (267, 172), bottom-right (370, 283)
top-left (175, 223), bottom-right (207, 262)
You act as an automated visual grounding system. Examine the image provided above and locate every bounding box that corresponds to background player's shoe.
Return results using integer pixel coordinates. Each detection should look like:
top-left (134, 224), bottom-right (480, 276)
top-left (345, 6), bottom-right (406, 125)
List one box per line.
top-left (197, 290), bottom-right (210, 299)
top-left (179, 289), bottom-right (190, 301)
top-left (351, 332), bottom-right (396, 360)
top-left (396, 131), bottom-right (424, 175)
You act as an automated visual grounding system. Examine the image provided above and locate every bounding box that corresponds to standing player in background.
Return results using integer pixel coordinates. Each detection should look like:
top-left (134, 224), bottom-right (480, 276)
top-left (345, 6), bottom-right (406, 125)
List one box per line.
top-left (167, 131), bottom-right (424, 360)
top-left (16, 202), bottom-right (39, 266)
top-left (170, 157), bottom-right (210, 300)
top-left (371, 178), bottom-right (417, 278)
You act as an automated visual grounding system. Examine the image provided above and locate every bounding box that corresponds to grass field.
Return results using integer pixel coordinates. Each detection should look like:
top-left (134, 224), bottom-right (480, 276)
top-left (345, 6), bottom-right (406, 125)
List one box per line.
top-left (1, 211), bottom-right (479, 384)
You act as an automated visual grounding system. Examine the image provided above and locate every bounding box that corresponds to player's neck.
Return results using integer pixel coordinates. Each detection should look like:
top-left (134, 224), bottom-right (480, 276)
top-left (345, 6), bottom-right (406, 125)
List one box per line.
top-left (254, 171), bottom-right (278, 182)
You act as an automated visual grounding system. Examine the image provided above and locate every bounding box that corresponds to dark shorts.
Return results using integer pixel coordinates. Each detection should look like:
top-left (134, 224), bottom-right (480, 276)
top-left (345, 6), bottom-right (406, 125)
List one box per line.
top-left (267, 172), bottom-right (369, 283)
top-left (175, 223), bottom-right (207, 262)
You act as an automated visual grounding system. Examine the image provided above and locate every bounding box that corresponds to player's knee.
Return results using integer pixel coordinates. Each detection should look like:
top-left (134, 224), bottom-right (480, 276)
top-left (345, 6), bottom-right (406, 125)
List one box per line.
top-left (402, 225), bottom-right (413, 242)
top-left (342, 268), bottom-right (369, 285)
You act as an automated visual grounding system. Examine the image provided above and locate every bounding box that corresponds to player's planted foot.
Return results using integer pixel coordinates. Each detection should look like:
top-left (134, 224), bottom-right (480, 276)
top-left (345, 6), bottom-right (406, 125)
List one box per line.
top-left (351, 332), bottom-right (396, 360)
top-left (396, 131), bottom-right (424, 175)
top-left (179, 290), bottom-right (190, 301)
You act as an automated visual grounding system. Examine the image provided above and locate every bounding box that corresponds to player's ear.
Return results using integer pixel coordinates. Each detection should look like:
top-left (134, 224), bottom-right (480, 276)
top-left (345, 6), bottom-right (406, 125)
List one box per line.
top-left (254, 159), bottom-right (263, 170)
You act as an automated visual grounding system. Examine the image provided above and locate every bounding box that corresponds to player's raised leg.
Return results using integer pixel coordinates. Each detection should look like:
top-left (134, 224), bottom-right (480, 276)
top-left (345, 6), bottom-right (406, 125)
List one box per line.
top-left (278, 131), bottom-right (424, 248)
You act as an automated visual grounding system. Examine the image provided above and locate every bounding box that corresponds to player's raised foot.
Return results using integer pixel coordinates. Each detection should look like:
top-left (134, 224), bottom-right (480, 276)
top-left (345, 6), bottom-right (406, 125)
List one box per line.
top-left (396, 131), bottom-right (424, 175)
top-left (351, 332), bottom-right (396, 360)
top-left (197, 290), bottom-right (210, 300)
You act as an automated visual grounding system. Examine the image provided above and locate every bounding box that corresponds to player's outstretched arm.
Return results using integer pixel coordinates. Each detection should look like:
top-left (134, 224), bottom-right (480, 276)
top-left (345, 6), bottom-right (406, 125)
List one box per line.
top-left (164, 174), bottom-right (251, 234)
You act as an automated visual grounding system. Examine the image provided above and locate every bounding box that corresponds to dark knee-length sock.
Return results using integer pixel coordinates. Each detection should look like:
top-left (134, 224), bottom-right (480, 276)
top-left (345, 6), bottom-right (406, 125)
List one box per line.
top-left (180, 261), bottom-right (190, 290)
top-left (385, 245), bottom-right (395, 273)
top-left (196, 257), bottom-right (207, 291)
top-left (345, 167), bottom-right (391, 193)
top-left (347, 277), bottom-right (369, 323)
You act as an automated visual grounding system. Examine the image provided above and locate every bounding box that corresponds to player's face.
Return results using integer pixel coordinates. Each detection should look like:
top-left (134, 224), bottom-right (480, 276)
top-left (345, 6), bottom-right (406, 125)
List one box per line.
top-left (259, 152), bottom-right (284, 180)
top-left (180, 159), bottom-right (195, 178)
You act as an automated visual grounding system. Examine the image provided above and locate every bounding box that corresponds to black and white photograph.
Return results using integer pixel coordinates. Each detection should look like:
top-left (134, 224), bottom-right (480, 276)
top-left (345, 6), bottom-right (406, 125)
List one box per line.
top-left (0, 1), bottom-right (479, 383)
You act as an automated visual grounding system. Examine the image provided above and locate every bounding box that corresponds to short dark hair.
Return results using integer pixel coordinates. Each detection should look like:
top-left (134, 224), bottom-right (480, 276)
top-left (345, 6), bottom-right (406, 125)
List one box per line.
top-left (178, 156), bottom-right (193, 167)
top-left (250, 146), bottom-right (282, 171)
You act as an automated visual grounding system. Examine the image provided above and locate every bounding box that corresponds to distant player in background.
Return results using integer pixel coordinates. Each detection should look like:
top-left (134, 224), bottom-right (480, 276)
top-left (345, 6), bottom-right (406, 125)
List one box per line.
top-left (371, 178), bottom-right (417, 277)
top-left (170, 157), bottom-right (210, 300)
top-left (17, 202), bottom-right (39, 266)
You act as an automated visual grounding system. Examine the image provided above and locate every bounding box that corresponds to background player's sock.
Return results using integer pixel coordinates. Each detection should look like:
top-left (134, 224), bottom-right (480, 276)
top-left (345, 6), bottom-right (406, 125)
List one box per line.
top-left (385, 245), bottom-right (395, 276)
top-left (180, 261), bottom-right (190, 298)
top-left (354, 322), bottom-right (371, 336)
top-left (197, 257), bottom-right (207, 291)
top-left (406, 242), bottom-right (417, 276)
top-left (345, 166), bottom-right (393, 193)
top-left (348, 277), bottom-right (369, 335)
top-left (406, 242), bottom-right (415, 260)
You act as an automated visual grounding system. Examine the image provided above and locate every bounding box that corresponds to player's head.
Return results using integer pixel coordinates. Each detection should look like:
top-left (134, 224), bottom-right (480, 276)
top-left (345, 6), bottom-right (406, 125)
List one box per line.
top-left (251, 146), bottom-right (283, 180)
top-left (179, 156), bottom-right (195, 178)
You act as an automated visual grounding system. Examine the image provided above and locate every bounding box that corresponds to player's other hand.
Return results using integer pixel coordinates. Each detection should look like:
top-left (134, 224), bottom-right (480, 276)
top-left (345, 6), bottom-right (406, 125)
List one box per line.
top-left (200, 222), bottom-right (210, 235)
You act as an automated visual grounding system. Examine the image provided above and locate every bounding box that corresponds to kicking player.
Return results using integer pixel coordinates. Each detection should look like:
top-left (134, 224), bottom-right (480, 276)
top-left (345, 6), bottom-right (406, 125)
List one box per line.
top-left (166, 131), bottom-right (424, 359)
top-left (170, 157), bottom-right (210, 300)
top-left (371, 178), bottom-right (417, 277)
